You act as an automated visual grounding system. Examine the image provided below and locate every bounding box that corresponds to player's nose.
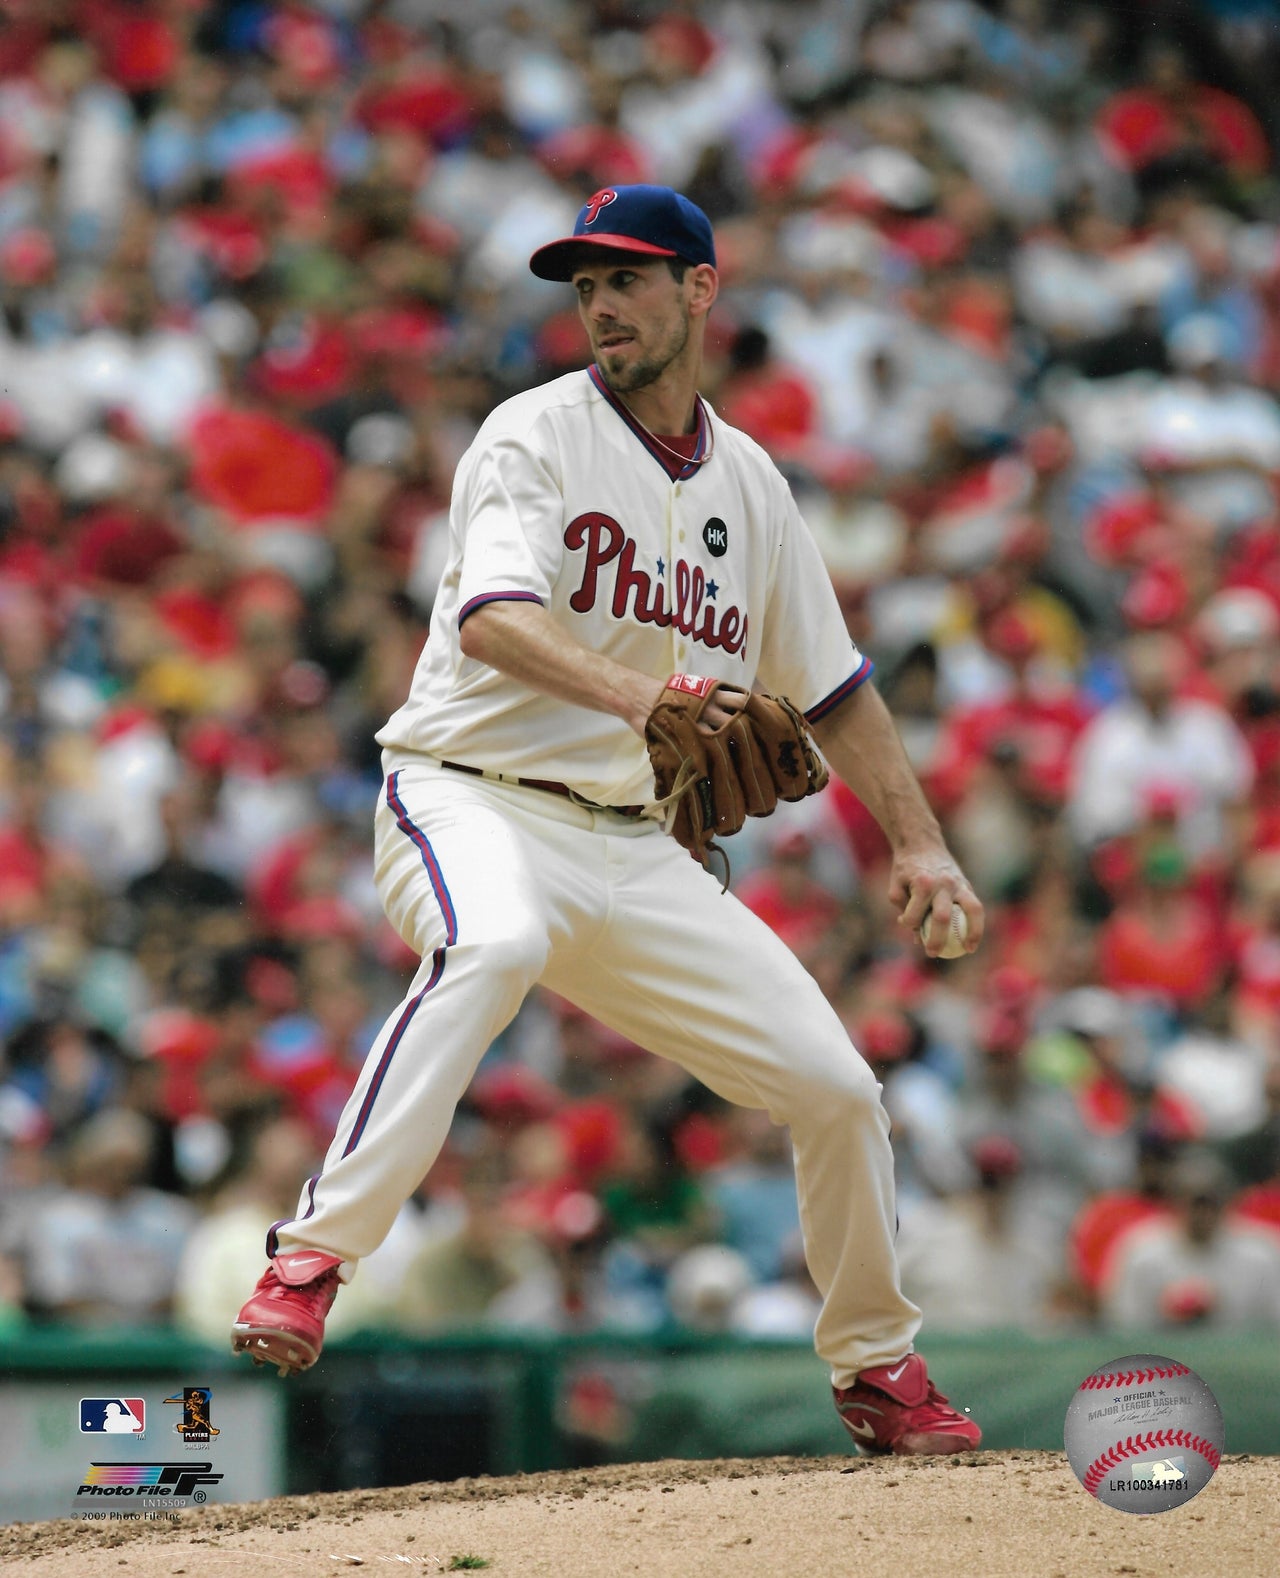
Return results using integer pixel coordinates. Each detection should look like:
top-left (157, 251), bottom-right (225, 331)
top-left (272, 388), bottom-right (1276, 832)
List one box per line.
top-left (584, 288), bottom-right (621, 323)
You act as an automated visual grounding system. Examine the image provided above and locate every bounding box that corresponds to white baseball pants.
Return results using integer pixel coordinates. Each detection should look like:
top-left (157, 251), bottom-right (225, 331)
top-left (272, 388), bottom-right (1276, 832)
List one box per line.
top-left (273, 757), bottom-right (921, 1385)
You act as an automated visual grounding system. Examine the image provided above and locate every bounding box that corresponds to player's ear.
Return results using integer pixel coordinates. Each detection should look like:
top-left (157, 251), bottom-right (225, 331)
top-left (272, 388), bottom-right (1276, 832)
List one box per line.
top-left (686, 263), bottom-right (718, 319)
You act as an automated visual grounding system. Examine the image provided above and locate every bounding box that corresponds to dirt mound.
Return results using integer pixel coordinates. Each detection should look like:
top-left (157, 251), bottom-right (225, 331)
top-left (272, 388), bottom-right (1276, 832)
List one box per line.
top-left (2, 1451), bottom-right (1273, 1577)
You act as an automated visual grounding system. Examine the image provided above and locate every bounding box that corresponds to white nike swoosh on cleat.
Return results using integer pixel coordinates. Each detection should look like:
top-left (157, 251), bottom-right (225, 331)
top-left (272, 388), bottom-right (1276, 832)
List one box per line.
top-left (844, 1420), bottom-right (878, 1440)
top-left (281, 1255), bottom-right (329, 1271)
top-left (886, 1362), bottom-right (909, 1382)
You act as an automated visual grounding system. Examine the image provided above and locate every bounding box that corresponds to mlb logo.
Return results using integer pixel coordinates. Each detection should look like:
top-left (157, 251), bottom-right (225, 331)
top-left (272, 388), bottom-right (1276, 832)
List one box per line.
top-left (81, 1398), bottom-right (145, 1434)
top-left (1134, 1455), bottom-right (1185, 1483)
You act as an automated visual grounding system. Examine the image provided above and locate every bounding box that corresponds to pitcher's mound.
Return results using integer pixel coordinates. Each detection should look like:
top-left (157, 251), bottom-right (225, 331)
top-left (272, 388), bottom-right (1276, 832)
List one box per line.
top-left (2, 1451), bottom-right (1273, 1578)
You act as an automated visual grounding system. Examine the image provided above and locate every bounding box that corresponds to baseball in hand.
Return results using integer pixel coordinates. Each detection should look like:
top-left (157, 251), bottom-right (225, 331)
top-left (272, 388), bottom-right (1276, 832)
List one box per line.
top-left (919, 905), bottom-right (969, 959)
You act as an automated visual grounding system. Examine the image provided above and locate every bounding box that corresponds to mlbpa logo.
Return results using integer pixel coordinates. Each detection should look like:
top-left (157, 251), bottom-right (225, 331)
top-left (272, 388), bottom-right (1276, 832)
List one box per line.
top-left (81, 1398), bottom-right (145, 1435)
top-left (583, 189), bottom-right (617, 225)
top-left (165, 1387), bottom-right (219, 1444)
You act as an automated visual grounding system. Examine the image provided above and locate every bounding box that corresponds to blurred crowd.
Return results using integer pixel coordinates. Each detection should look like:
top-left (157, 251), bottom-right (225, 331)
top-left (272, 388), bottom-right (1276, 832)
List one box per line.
top-left (4, 0), bottom-right (1280, 1357)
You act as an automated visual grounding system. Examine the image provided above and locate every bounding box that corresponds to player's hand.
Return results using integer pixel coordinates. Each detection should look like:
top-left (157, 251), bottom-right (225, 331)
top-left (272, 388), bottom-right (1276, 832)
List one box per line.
top-left (629, 677), bottom-right (676, 736)
top-left (889, 846), bottom-right (983, 957)
top-left (697, 683), bottom-right (748, 733)
top-left (628, 676), bottom-right (746, 736)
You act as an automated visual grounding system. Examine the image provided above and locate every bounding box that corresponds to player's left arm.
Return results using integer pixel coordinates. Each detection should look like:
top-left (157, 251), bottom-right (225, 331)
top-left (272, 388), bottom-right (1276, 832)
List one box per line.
top-left (755, 475), bottom-right (982, 953)
top-left (811, 681), bottom-right (984, 954)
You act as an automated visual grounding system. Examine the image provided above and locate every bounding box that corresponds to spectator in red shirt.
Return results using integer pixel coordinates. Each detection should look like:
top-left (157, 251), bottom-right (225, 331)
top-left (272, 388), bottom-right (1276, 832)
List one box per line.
top-left (0, 755), bottom-right (87, 925)
top-left (1102, 1148), bottom-right (1280, 1329)
top-left (1065, 1129), bottom-right (1180, 1317)
top-left (1053, 987), bottom-right (1201, 1160)
top-left (735, 825), bottom-right (842, 961)
top-left (715, 325), bottom-right (823, 471)
top-left (1096, 40), bottom-right (1270, 180)
top-left (536, 72), bottom-right (652, 190)
top-left (930, 609), bottom-right (1091, 818)
top-left (1098, 842), bottom-right (1226, 1014)
top-left (69, 444), bottom-right (187, 591)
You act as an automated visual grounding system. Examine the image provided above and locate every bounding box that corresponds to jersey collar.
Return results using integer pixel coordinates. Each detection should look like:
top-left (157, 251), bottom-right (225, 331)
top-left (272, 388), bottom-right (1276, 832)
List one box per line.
top-left (588, 364), bottom-right (712, 482)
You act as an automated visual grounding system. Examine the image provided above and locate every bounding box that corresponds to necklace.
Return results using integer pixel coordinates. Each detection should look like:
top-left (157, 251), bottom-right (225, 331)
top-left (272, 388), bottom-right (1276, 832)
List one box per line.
top-left (617, 391), bottom-right (716, 468)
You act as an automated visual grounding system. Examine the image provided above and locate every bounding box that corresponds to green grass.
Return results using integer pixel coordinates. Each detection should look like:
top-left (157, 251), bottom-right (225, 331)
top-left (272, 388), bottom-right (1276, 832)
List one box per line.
top-left (447, 1559), bottom-right (491, 1572)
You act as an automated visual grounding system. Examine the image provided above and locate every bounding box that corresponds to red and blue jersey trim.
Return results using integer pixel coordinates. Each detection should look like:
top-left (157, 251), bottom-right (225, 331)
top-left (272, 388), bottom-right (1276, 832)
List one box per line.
top-left (588, 364), bottom-right (710, 482)
top-left (330, 771), bottom-right (459, 1156)
top-left (337, 774), bottom-right (458, 1153)
top-left (267, 775), bottom-right (458, 1248)
top-left (340, 950), bottom-right (445, 1159)
top-left (805, 653), bottom-right (875, 724)
top-left (458, 589), bottom-right (543, 628)
top-left (266, 1171), bottom-right (319, 1259)
top-left (385, 771), bottom-right (458, 944)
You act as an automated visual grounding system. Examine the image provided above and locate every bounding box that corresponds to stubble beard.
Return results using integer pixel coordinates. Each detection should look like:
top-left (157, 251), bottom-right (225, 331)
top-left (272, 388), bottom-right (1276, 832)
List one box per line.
top-left (596, 309), bottom-right (691, 398)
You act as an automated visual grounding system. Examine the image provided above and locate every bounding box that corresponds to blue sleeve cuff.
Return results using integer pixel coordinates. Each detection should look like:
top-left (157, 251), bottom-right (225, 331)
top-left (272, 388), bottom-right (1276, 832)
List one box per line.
top-left (804, 654), bottom-right (875, 723)
top-left (457, 591), bottom-right (545, 628)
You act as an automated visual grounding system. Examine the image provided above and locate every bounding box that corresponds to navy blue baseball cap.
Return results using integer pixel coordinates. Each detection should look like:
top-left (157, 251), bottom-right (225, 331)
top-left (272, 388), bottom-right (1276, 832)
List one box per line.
top-left (529, 184), bottom-right (716, 281)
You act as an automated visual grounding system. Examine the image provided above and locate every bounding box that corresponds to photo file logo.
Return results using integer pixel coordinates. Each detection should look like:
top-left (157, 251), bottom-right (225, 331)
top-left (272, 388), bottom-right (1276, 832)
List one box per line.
top-left (78, 1463), bottom-right (223, 1501)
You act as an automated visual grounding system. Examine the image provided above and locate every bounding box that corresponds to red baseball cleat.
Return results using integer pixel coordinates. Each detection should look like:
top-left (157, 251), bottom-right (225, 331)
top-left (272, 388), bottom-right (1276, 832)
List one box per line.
top-left (231, 1251), bottom-right (343, 1377)
top-left (834, 1352), bottom-right (982, 1455)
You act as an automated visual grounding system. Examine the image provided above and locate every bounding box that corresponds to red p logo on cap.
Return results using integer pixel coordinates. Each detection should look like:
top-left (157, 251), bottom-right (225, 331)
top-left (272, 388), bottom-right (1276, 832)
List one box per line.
top-left (583, 188), bottom-right (617, 225)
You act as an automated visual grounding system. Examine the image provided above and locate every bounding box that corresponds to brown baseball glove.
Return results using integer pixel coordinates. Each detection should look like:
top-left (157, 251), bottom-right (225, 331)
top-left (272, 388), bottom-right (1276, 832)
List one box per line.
top-left (644, 674), bottom-right (829, 879)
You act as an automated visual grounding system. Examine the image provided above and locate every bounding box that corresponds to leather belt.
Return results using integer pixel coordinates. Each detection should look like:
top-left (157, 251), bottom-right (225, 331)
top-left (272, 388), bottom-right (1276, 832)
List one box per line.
top-left (440, 760), bottom-right (645, 818)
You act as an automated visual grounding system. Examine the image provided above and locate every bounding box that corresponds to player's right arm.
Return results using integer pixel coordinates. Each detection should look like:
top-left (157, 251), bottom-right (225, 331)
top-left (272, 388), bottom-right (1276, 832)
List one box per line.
top-left (460, 600), bottom-right (745, 738)
top-left (459, 598), bottom-right (662, 735)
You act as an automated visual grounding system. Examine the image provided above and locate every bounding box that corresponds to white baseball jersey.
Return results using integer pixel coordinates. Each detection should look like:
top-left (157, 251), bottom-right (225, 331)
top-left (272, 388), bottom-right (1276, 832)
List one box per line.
top-left (377, 367), bottom-right (873, 805)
